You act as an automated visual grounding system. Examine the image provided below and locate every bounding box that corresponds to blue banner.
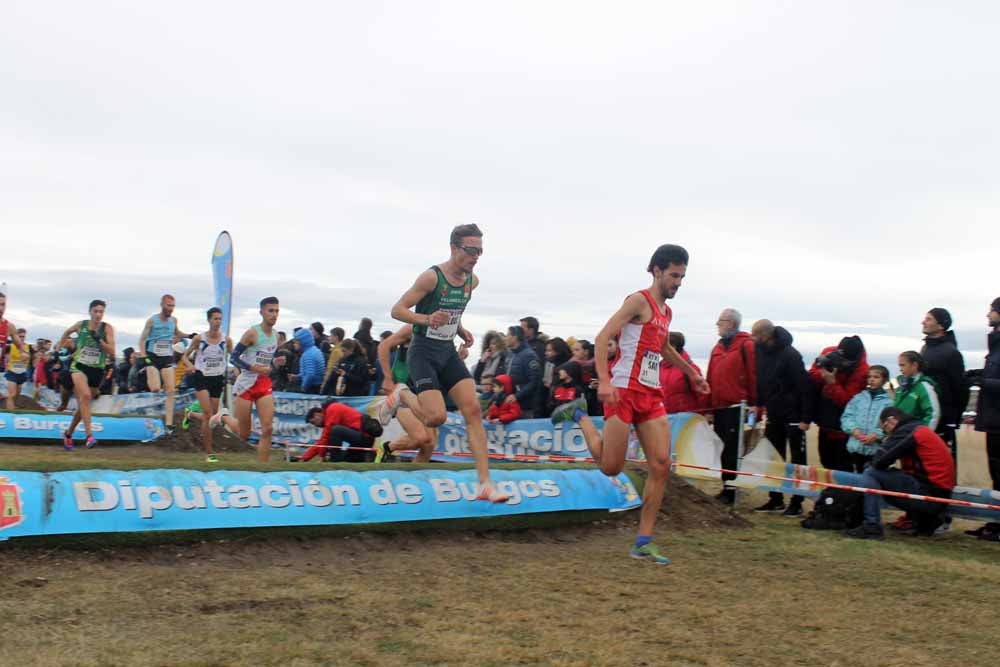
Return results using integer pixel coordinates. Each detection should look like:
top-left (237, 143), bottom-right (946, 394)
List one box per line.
top-left (0, 411), bottom-right (164, 442)
top-left (211, 231), bottom-right (234, 337)
top-left (0, 467), bottom-right (641, 540)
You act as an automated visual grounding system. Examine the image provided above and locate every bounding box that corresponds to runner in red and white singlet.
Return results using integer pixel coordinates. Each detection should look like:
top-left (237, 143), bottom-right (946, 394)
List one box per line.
top-left (605, 289), bottom-right (672, 424)
top-left (553, 245), bottom-right (709, 565)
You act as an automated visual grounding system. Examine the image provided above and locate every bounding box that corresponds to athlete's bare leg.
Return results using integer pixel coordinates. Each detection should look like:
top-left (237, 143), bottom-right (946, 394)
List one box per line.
top-left (196, 390), bottom-right (215, 455)
top-left (578, 414), bottom-right (630, 475)
top-left (634, 416), bottom-right (671, 537)
top-left (160, 366), bottom-right (177, 427)
top-left (146, 365), bottom-right (162, 392)
top-left (398, 387), bottom-right (429, 423)
top-left (394, 408), bottom-right (435, 462)
top-left (448, 378), bottom-right (492, 486)
top-left (235, 396), bottom-right (253, 441)
top-left (67, 373), bottom-right (98, 438)
top-left (5, 381), bottom-right (19, 410)
top-left (256, 395), bottom-right (276, 463)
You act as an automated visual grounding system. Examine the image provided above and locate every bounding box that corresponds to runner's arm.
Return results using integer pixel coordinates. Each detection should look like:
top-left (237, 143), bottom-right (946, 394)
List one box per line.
top-left (8, 324), bottom-right (28, 356)
top-left (136, 318), bottom-right (152, 356)
top-left (101, 324), bottom-right (116, 357)
top-left (390, 270), bottom-right (440, 327)
top-left (377, 326), bottom-right (411, 391)
top-left (229, 328), bottom-right (257, 372)
top-left (594, 294), bottom-right (646, 384)
top-left (185, 334), bottom-right (202, 364)
top-left (172, 317), bottom-right (189, 341)
top-left (662, 340), bottom-right (710, 394)
top-left (457, 320), bottom-right (474, 348)
top-left (56, 321), bottom-right (82, 351)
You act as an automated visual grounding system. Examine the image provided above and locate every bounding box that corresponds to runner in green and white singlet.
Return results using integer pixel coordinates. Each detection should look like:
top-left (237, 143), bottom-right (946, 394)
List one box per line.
top-left (382, 224), bottom-right (509, 503)
top-left (55, 299), bottom-right (117, 450)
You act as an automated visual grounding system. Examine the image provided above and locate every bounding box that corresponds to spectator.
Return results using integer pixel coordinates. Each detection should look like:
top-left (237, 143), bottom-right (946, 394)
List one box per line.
top-left (353, 317), bottom-right (377, 365)
top-left (116, 346), bottom-right (134, 394)
top-left (294, 327), bottom-right (325, 394)
top-left (127, 349), bottom-right (148, 393)
top-left (571, 339), bottom-right (596, 384)
top-left (299, 402), bottom-right (383, 463)
top-left (472, 331), bottom-right (509, 388)
top-left (542, 337), bottom-right (572, 395)
top-left (310, 321), bottom-right (329, 353)
top-left (967, 297), bottom-right (1000, 540)
top-left (920, 308), bottom-right (968, 472)
top-left (277, 331), bottom-right (288, 347)
top-left (892, 351), bottom-right (941, 430)
top-left (844, 406), bottom-right (955, 539)
top-left (841, 365), bottom-right (892, 472)
top-left (808, 335), bottom-right (869, 472)
top-left (504, 325), bottom-right (542, 418)
top-left (321, 327), bottom-right (346, 394)
top-left (478, 374), bottom-right (497, 413)
top-left (520, 316), bottom-right (549, 416)
top-left (706, 308), bottom-right (756, 505)
top-left (332, 339), bottom-right (370, 396)
top-left (271, 340), bottom-right (297, 392)
top-left (486, 375), bottom-right (523, 424)
top-left (751, 320), bottom-right (812, 515)
top-left (547, 361), bottom-right (587, 417)
top-left (659, 332), bottom-right (707, 415)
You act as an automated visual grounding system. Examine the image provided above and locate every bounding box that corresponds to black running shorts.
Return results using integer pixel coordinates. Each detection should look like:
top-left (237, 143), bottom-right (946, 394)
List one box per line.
top-left (407, 335), bottom-right (471, 395)
top-left (71, 364), bottom-right (104, 388)
top-left (190, 371), bottom-right (225, 399)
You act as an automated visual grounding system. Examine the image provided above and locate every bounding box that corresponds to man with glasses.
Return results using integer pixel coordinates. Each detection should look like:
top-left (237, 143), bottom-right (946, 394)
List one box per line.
top-left (381, 223), bottom-right (510, 503)
top-left (706, 308), bottom-right (757, 505)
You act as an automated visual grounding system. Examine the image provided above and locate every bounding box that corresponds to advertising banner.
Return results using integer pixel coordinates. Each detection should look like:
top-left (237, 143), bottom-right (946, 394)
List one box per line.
top-left (0, 411), bottom-right (164, 442)
top-left (0, 467), bottom-right (642, 540)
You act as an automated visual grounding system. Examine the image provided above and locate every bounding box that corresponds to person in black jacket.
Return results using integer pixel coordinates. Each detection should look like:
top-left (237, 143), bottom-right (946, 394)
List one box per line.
top-left (920, 307), bottom-right (968, 471)
top-left (751, 320), bottom-right (814, 515)
top-left (520, 316), bottom-right (548, 415)
top-left (116, 346), bottom-right (134, 394)
top-left (965, 298), bottom-right (1000, 540)
top-left (331, 339), bottom-right (371, 397)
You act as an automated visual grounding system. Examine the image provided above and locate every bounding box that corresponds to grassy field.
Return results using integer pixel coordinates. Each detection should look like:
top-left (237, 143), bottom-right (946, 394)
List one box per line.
top-left (1, 427), bottom-right (998, 666)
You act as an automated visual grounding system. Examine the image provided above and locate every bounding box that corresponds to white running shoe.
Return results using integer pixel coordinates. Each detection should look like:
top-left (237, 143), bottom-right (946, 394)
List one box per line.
top-left (378, 384), bottom-right (405, 425)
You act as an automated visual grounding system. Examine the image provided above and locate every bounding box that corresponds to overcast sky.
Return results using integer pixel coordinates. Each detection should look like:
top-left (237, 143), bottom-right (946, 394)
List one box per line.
top-left (2, 1), bottom-right (998, 369)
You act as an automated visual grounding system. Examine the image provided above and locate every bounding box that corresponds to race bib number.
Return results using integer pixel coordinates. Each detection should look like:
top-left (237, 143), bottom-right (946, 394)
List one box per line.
top-left (638, 351), bottom-right (661, 388)
top-left (79, 347), bottom-right (101, 366)
top-left (203, 357), bottom-right (224, 376)
top-left (9, 360), bottom-right (27, 374)
top-left (153, 339), bottom-right (172, 356)
top-left (255, 350), bottom-right (274, 366)
top-left (426, 310), bottom-right (462, 341)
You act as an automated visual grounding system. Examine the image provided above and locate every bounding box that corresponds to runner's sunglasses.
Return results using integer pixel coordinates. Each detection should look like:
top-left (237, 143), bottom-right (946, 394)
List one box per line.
top-left (453, 244), bottom-right (483, 257)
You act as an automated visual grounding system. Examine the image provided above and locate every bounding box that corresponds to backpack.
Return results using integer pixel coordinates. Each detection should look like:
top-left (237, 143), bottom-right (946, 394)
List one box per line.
top-left (800, 488), bottom-right (864, 530)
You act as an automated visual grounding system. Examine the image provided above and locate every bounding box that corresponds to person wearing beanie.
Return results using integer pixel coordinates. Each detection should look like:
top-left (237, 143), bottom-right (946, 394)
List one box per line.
top-left (920, 307), bottom-right (968, 479)
top-left (965, 298), bottom-right (1000, 540)
top-left (808, 334), bottom-right (870, 472)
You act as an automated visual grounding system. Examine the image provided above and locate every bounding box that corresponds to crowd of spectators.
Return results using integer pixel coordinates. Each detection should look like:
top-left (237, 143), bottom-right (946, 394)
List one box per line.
top-left (6, 298), bottom-right (1000, 539)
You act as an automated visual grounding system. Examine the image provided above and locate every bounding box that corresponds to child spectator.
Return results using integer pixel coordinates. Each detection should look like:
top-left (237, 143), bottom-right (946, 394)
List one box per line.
top-left (548, 361), bottom-right (587, 417)
top-left (478, 374), bottom-right (496, 412)
top-left (842, 364), bottom-right (892, 472)
top-left (659, 332), bottom-right (707, 414)
top-left (486, 375), bottom-right (522, 424)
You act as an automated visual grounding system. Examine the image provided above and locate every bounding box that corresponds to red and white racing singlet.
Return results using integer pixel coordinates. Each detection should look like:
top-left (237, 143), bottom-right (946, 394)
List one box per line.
top-left (610, 290), bottom-right (672, 395)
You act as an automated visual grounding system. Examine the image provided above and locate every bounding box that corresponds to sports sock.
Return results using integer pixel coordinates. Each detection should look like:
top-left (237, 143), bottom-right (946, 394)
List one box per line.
top-left (635, 535), bottom-right (651, 548)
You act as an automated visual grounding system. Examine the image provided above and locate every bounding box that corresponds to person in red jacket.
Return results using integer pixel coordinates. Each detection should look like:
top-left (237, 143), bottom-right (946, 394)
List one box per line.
top-left (299, 401), bottom-right (383, 462)
top-left (706, 309), bottom-right (756, 504)
top-left (486, 375), bottom-right (523, 423)
top-left (660, 332), bottom-right (708, 414)
top-left (845, 406), bottom-right (955, 539)
top-left (808, 335), bottom-right (869, 472)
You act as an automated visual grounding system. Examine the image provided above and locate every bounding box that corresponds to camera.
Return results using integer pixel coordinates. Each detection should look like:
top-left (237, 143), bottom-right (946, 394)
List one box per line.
top-left (816, 350), bottom-right (848, 372)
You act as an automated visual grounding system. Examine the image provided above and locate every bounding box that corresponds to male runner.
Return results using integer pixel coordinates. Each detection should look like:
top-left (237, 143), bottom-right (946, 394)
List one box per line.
top-left (553, 244), bottom-right (709, 564)
top-left (56, 300), bottom-right (116, 450)
top-left (381, 223), bottom-right (508, 502)
top-left (0, 294), bottom-right (29, 408)
top-left (230, 297), bottom-right (284, 462)
top-left (376, 325), bottom-right (437, 462)
top-left (137, 295), bottom-right (187, 432)
top-left (184, 307), bottom-right (239, 463)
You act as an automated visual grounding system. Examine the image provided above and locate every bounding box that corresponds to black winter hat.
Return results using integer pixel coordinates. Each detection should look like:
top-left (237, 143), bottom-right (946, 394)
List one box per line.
top-left (927, 307), bottom-right (952, 331)
top-left (838, 335), bottom-right (864, 362)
